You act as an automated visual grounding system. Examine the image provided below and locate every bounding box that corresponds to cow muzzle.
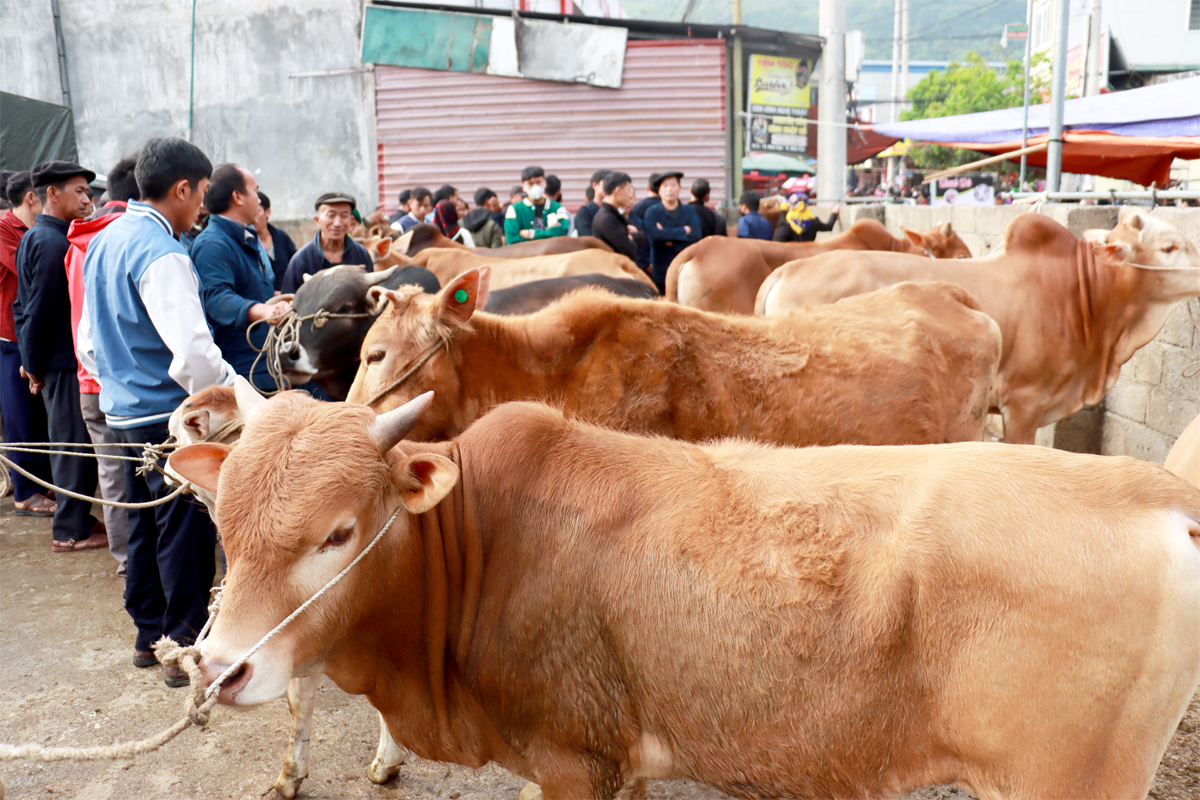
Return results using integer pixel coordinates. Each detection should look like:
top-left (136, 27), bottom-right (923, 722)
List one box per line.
top-left (198, 640), bottom-right (292, 707)
top-left (198, 656), bottom-right (253, 704)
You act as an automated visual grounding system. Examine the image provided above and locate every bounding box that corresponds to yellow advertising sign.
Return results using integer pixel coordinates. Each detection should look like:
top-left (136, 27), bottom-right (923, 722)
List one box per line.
top-left (748, 54), bottom-right (813, 154)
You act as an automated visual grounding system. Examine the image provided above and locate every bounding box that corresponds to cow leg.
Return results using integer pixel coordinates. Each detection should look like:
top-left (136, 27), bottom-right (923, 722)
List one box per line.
top-left (274, 675), bottom-right (318, 799)
top-left (367, 711), bottom-right (407, 784)
top-left (1000, 402), bottom-right (1041, 445)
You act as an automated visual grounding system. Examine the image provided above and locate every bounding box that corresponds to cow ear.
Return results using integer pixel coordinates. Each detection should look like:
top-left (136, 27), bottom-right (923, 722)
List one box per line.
top-left (372, 238), bottom-right (391, 258)
top-left (394, 453), bottom-right (459, 514)
top-left (438, 267), bottom-right (490, 325)
top-left (168, 442), bottom-right (232, 494)
top-left (183, 409), bottom-right (210, 440)
top-left (901, 227), bottom-right (925, 247)
top-left (1095, 241), bottom-right (1131, 264)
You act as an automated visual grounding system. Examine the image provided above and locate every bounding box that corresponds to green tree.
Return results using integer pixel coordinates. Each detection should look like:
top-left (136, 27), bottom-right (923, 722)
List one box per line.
top-left (901, 51), bottom-right (1047, 169)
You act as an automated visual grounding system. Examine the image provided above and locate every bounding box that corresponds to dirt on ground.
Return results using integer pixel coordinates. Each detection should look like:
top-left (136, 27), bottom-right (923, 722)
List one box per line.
top-left (1, 498), bottom-right (1198, 800)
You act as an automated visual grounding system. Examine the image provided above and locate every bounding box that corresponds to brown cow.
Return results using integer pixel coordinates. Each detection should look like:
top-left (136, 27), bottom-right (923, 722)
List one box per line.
top-left (755, 209), bottom-right (1200, 445)
top-left (410, 247), bottom-right (654, 290)
top-left (346, 268), bottom-right (999, 446)
top-left (666, 218), bottom-right (971, 315)
top-left (401, 223), bottom-right (613, 258)
top-left (175, 390), bottom-right (1200, 800)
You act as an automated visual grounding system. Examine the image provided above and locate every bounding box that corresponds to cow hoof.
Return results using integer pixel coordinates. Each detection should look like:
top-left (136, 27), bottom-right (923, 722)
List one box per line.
top-left (273, 772), bottom-right (304, 799)
top-left (516, 782), bottom-right (544, 800)
top-left (367, 756), bottom-right (404, 784)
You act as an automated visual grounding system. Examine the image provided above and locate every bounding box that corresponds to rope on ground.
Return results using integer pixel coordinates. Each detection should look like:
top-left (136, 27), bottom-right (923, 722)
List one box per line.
top-left (246, 306), bottom-right (372, 393)
top-left (0, 507), bottom-right (402, 764)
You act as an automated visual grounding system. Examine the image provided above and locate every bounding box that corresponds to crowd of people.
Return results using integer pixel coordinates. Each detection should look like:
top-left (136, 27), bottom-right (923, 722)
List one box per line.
top-left (384, 167), bottom-right (837, 293)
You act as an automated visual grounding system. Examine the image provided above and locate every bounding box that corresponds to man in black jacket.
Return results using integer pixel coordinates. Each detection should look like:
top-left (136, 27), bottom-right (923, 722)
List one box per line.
top-left (689, 178), bottom-right (727, 238)
top-left (628, 173), bottom-right (662, 271)
top-left (253, 191), bottom-right (297, 291)
top-left (13, 160), bottom-right (103, 551)
top-left (591, 171), bottom-right (638, 263)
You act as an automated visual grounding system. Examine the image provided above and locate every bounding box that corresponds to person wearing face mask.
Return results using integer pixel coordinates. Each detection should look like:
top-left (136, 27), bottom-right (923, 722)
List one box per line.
top-left (503, 165), bottom-right (569, 245)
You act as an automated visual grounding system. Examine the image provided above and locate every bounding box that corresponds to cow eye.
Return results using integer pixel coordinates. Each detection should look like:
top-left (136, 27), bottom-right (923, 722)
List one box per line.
top-left (1162, 244), bottom-right (1178, 253)
top-left (340, 302), bottom-right (354, 313)
top-left (323, 525), bottom-right (353, 549)
top-left (365, 350), bottom-right (386, 366)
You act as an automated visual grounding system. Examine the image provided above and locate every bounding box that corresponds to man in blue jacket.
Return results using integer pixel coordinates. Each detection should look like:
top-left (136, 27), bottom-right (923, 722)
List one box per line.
top-left (190, 164), bottom-right (290, 391)
top-left (643, 171), bottom-right (701, 294)
top-left (78, 137), bottom-right (236, 687)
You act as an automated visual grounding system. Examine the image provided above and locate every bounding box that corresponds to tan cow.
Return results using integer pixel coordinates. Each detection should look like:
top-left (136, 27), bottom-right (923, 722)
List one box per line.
top-left (399, 223), bottom-right (614, 257)
top-left (173, 391), bottom-right (1200, 800)
top-left (1166, 411), bottom-right (1200, 489)
top-left (756, 209), bottom-right (1200, 444)
top-left (410, 247), bottom-right (654, 290)
top-left (347, 268), bottom-right (999, 446)
top-left (666, 218), bottom-right (971, 315)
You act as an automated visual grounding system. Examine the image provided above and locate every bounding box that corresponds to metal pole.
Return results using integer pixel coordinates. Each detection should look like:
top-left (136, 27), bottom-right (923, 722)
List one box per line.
top-left (732, 0), bottom-right (744, 198)
top-left (189, 0), bottom-right (197, 142)
top-left (818, 0), bottom-right (847, 202)
top-left (1085, 0), bottom-right (1102, 96)
top-left (50, 0), bottom-right (72, 109)
top-left (1019, 0), bottom-right (1033, 189)
top-left (1046, 0), bottom-right (1070, 193)
top-left (889, 0), bottom-right (901, 124)
top-left (900, 0), bottom-right (909, 117)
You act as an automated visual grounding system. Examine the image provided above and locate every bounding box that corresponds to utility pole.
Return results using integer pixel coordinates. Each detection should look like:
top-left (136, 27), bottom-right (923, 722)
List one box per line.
top-left (1046, 0), bottom-right (1070, 193)
top-left (900, 0), bottom-right (909, 118)
top-left (1084, 0), bottom-right (1102, 96)
top-left (1018, 0), bottom-right (1033, 189)
top-left (889, 0), bottom-right (901, 124)
top-left (732, 0), bottom-right (744, 198)
top-left (818, 0), bottom-right (847, 203)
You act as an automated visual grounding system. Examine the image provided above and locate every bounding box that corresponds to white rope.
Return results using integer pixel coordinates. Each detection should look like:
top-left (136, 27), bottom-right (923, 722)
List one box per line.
top-left (0, 451), bottom-right (191, 509)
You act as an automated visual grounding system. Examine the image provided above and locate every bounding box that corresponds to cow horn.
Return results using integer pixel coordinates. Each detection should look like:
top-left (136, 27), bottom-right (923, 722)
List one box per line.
top-left (302, 273), bottom-right (313, 283)
top-left (368, 391), bottom-right (434, 454)
top-left (364, 265), bottom-right (399, 287)
top-left (234, 376), bottom-right (267, 418)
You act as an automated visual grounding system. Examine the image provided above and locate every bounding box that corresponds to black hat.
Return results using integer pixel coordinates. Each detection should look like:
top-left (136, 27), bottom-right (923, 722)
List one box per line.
top-left (651, 170), bottom-right (684, 192)
top-left (30, 160), bottom-right (97, 188)
top-left (314, 191), bottom-right (357, 210)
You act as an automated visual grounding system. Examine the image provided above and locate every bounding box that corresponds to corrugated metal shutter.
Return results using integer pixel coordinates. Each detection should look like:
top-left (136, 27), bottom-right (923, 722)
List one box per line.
top-left (375, 40), bottom-right (727, 213)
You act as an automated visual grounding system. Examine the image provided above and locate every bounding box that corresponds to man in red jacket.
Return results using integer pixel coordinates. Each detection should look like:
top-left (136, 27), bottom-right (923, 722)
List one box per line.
top-left (64, 156), bottom-right (139, 575)
top-left (0, 171), bottom-right (55, 515)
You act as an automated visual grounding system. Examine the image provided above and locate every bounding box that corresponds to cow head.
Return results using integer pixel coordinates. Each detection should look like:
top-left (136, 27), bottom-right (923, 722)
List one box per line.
top-left (1097, 208), bottom-right (1200, 273)
top-left (164, 385), bottom-right (243, 515)
top-left (280, 265), bottom-right (403, 397)
top-left (902, 222), bottom-right (972, 259)
top-left (365, 236), bottom-right (411, 270)
top-left (347, 268), bottom-right (491, 440)
top-left (169, 381), bottom-right (456, 706)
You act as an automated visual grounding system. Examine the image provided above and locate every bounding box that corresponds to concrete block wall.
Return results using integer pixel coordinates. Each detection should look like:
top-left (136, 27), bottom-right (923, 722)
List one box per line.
top-left (817, 202), bottom-right (1200, 465)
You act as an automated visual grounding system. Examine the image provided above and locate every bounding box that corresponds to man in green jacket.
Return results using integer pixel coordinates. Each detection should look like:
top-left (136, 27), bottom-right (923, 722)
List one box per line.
top-left (504, 165), bottom-right (569, 244)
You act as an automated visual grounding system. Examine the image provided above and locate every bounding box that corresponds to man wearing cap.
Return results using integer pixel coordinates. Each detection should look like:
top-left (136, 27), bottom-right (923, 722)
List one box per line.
top-left (1, 171), bottom-right (56, 517)
top-left (191, 164), bottom-right (290, 391)
top-left (643, 171), bottom-right (702, 294)
top-left (13, 160), bottom-right (104, 552)
top-left (629, 172), bottom-right (663, 272)
top-left (280, 191), bottom-right (373, 293)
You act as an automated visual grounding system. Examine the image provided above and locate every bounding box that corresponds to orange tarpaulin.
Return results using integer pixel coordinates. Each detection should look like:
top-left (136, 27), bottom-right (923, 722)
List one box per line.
top-left (938, 131), bottom-right (1200, 188)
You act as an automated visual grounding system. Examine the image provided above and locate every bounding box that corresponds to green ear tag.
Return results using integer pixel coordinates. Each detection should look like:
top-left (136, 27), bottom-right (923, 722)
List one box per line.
top-left (454, 289), bottom-right (469, 303)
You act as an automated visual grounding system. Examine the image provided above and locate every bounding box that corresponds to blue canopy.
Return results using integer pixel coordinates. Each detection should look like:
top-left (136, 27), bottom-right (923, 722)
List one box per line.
top-left (869, 76), bottom-right (1200, 143)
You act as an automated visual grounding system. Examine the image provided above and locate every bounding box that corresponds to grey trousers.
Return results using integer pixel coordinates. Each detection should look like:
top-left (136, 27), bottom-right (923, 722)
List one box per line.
top-left (80, 391), bottom-right (130, 575)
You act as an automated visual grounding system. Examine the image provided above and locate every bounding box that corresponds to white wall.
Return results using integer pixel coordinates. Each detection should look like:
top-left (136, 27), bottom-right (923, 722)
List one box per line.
top-left (0, 0), bottom-right (376, 224)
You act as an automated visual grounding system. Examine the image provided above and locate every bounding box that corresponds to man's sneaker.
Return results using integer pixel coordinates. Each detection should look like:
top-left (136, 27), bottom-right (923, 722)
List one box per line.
top-left (164, 665), bottom-right (190, 688)
top-left (133, 650), bottom-right (158, 668)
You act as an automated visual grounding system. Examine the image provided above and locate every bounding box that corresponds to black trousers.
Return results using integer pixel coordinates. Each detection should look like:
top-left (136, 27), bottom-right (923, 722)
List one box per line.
top-left (41, 368), bottom-right (99, 542)
top-left (113, 421), bottom-right (217, 652)
top-left (0, 340), bottom-right (52, 502)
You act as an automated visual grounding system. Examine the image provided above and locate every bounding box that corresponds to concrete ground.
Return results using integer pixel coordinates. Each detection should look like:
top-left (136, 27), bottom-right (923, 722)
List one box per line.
top-left (1, 496), bottom-right (1197, 800)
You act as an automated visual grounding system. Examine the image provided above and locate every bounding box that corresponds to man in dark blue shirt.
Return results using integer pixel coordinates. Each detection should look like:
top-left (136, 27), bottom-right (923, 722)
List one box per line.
top-left (191, 164), bottom-right (290, 391)
top-left (281, 192), bottom-right (374, 293)
top-left (643, 171), bottom-right (701, 294)
top-left (13, 160), bottom-right (103, 551)
top-left (736, 190), bottom-right (774, 240)
top-left (574, 169), bottom-right (610, 237)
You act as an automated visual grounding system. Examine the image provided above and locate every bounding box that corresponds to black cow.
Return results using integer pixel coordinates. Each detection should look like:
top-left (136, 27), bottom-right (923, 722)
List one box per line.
top-left (280, 264), bottom-right (440, 399)
top-left (482, 273), bottom-right (659, 315)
